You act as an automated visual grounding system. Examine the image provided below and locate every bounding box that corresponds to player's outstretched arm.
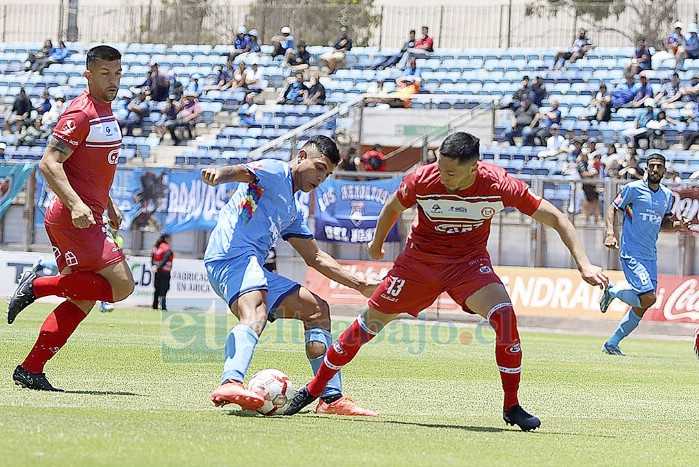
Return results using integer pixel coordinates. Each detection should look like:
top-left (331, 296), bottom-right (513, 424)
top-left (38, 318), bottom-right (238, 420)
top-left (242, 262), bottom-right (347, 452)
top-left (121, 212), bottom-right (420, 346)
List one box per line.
top-left (368, 193), bottom-right (408, 260)
top-left (201, 165), bottom-right (255, 186)
top-left (661, 215), bottom-right (691, 232)
top-left (531, 199), bottom-right (609, 288)
top-left (40, 138), bottom-right (95, 229)
top-left (287, 237), bottom-right (378, 298)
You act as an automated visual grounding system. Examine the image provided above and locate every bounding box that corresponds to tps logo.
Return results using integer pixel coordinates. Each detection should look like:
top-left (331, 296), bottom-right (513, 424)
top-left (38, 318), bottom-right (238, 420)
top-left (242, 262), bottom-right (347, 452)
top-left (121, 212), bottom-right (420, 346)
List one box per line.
top-left (107, 149), bottom-right (120, 165)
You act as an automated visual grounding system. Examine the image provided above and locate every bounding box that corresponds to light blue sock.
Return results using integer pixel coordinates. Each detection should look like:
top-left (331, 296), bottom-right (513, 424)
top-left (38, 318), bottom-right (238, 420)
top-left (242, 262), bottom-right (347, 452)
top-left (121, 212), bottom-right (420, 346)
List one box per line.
top-left (222, 324), bottom-right (258, 384)
top-left (608, 310), bottom-right (643, 346)
top-left (609, 284), bottom-right (642, 308)
top-left (305, 328), bottom-right (342, 398)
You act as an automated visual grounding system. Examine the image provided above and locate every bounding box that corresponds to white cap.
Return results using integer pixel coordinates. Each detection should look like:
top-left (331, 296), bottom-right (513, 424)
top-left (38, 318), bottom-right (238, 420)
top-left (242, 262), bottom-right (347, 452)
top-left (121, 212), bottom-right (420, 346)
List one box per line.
top-left (674, 21), bottom-right (683, 29)
top-left (248, 29), bottom-right (258, 37)
top-left (281, 26), bottom-right (291, 34)
top-left (0, 142), bottom-right (6, 150)
top-left (688, 23), bottom-right (699, 34)
top-left (237, 25), bottom-right (247, 35)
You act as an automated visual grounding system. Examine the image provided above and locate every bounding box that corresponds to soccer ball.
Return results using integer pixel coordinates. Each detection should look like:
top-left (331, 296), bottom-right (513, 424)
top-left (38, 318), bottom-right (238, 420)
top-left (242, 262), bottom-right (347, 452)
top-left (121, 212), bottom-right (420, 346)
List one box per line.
top-left (247, 369), bottom-right (295, 415)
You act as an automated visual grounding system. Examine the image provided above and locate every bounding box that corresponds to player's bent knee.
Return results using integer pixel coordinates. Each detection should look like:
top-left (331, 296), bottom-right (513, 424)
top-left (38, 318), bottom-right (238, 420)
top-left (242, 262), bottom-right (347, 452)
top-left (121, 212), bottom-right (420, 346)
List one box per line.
top-left (640, 292), bottom-right (657, 309)
top-left (69, 299), bottom-right (96, 314)
top-left (306, 341), bottom-right (327, 360)
top-left (112, 279), bottom-right (135, 302)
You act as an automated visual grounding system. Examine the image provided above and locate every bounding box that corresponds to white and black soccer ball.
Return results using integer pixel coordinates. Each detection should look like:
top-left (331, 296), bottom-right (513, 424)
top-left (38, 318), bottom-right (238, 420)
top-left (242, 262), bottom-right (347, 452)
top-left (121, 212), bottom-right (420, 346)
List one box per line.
top-left (247, 369), bottom-right (295, 415)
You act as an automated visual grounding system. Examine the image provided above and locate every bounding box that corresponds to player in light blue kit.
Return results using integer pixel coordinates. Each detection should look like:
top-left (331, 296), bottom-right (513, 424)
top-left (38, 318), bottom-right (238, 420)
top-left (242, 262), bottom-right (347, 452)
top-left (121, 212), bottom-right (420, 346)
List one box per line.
top-left (201, 135), bottom-right (377, 415)
top-left (600, 153), bottom-right (689, 355)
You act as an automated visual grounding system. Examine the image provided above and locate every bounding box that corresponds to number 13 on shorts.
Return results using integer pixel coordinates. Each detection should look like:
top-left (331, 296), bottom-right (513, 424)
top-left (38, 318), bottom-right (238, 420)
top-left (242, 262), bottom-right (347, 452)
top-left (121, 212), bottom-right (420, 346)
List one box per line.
top-left (386, 277), bottom-right (405, 297)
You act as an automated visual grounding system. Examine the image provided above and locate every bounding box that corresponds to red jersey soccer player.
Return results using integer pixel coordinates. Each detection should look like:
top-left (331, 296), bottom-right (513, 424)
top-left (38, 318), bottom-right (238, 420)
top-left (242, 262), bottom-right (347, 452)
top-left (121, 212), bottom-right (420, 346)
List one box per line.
top-left (6, 46), bottom-right (135, 391)
top-left (285, 132), bottom-right (609, 430)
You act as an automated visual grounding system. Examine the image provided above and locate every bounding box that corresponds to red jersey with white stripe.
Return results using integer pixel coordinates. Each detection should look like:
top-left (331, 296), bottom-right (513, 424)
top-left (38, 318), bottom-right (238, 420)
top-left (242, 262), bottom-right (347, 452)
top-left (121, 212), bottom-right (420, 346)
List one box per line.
top-left (46, 90), bottom-right (122, 225)
top-left (396, 161), bottom-right (542, 256)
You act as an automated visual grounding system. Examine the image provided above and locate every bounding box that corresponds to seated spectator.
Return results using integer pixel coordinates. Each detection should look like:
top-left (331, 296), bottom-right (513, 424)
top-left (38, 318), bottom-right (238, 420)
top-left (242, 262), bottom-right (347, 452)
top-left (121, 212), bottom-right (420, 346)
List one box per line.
top-left (581, 83), bottom-right (611, 121)
top-left (284, 40), bottom-right (310, 72)
top-left (231, 60), bottom-right (247, 89)
top-left (504, 97), bottom-right (539, 146)
top-left (665, 166), bottom-right (682, 183)
top-left (537, 123), bottom-right (569, 160)
top-left (31, 40), bottom-right (70, 74)
top-left (396, 57), bottom-right (423, 88)
top-left (394, 76), bottom-right (421, 108)
top-left (523, 100), bottom-right (561, 146)
top-left (0, 143), bottom-right (6, 162)
top-left (665, 21), bottom-right (686, 57)
top-left (169, 71), bottom-right (184, 100)
top-left (247, 29), bottom-right (261, 54)
top-left (118, 89), bottom-right (150, 136)
top-left (243, 57), bottom-right (265, 91)
top-left (611, 75), bottom-right (638, 108)
top-left (630, 72), bottom-right (653, 107)
top-left (278, 73), bottom-right (308, 104)
top-left (237, 93), bottom-right (258, 126)
top-left (204, 56), bottom-right (236, 92)
top-left (662, 73), bottom-right (699, 107)
top-left (359, 144), bottom-right (386, 172)
top-left (505, 75), bottom-right (530, 110)
top-left (646, 110), bottom-right (678, 149)
top-left (166, 92), bottom-right (202, 145)
top-left (41, 95), bottom-right (66, 131)
top-left (271, 26), bottom-right (294, 58)
top-left (529, 76), bottom-right (547, 107)
top-left (146, 62), bottom-right (170, 101)
top-left (397, 26), bottom-right (434, 69)
top-left (566, 137), bottom-right (584, 162)
top-left (321, 26), bottom-right (353, 74)
top-left (155, 94), bottom-right (179, 142)
top-left (625, 37), bottom-right (652, 76)
top-left (618, 155), bottom-right (644, 180)
top-left (371, 30), bottom-right (416, 70)
top-left (24, 39), bottom-right (52, 72)
top-left (185, 74), bottom-right (203, 96)
top-left (655, 72), bottom-right (682, 108)
top-left (18, 117), bottom-right (49, 146)
top-left (3, 88), bottom-right (32, 135)
top-left (622, 98), bottom-right (656, 149)
top-left (303, 74), bottom-right (326, 105)
top-left (676, 23), bottom-right (699, 71)
top-left (34, 90), bottom-right (54, 116)
top-left (230, 25), bottom-right (250, 59)
top-left (552, 28), bottom-right (593, 71)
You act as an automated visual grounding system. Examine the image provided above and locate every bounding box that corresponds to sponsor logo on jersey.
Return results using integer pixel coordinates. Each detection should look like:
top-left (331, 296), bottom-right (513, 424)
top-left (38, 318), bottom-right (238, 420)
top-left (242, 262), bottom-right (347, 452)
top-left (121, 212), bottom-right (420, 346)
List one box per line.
top-left (62, 119), bottom-right (76, 134)
top-left (479, 265), bottom-right (492, 274)
top-left (481, 206), bottom-right (496, 218)
top-left (64, 251), bottom-right (78, 267)
top-left (107, 149), bottom-right (120, 165)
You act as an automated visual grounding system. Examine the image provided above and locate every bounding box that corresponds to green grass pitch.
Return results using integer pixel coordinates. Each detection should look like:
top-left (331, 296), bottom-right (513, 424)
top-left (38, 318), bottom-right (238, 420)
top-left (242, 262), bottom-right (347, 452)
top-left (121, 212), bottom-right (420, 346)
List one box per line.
top-left (0, 302), bottom-right (697, 465)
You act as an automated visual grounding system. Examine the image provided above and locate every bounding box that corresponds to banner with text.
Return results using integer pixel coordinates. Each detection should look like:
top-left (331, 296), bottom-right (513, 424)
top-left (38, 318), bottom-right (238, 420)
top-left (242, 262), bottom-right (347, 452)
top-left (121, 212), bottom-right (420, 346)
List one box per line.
top-left (0, 163), bottom-right (33, 221)
top-left (314, 177), bottom-right (402, 243)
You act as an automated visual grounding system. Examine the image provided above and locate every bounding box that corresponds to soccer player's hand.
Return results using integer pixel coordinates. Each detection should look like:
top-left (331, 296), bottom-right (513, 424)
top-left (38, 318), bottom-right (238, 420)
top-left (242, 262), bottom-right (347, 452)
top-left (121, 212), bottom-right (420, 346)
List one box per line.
top-left (678, 217), bottom-right (691, 230)
top-left (358, 279), bottom-right (380, 298)
top-left (580, 264), bottom-right (608, 289)
top-left (604, 233), bottom-right (619, 250)
top-left (107, 204), bottom-right (122, 230)
top-left (367, 240), bottom-right (384, 260)
top-left (201, 168), bottom-right (222, 186)
top-left (71, 202), bottom-right (96, 229)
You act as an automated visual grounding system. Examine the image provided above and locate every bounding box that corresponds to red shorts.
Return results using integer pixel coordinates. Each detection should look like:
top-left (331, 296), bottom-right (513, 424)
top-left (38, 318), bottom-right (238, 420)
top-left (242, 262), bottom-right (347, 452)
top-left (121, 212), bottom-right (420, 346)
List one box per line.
top-left (45, 221), bottom-right (124, 273)
top-left (368, 248), bottom-right (502, 316)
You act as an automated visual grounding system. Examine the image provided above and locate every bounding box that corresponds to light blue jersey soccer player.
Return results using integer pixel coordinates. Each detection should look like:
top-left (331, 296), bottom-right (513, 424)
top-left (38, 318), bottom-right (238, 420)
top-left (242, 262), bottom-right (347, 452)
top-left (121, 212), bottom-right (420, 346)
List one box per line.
top-left (600, 153), bottom-right (689, 355)
top-left (201, 135), bottom-right (377, 415)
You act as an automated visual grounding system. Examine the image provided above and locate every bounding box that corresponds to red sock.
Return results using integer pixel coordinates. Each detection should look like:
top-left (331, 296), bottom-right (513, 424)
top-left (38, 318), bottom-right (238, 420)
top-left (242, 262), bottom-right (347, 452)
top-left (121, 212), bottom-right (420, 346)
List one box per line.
top-left (21, 301), bottom-right (87, 373)
top-left (308, 318), bottom-right (375, 397)
top-left (488, 304), bottom-right (522, 410)
top-left (33, 272), bottom-right (114, 302)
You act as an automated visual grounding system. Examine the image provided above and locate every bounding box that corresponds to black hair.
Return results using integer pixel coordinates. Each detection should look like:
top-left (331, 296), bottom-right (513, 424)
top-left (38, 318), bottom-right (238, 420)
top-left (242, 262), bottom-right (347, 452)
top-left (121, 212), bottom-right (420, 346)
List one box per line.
top-left (439, 132), bottom-right (480, 163)
top-left (409, 29), bottom-right (416, 34)
top-left (155, 233), bottom-right (171, 247)
top-left (303, 135), bottom-right (340, 165)
top-left (646, 153), bottom-right (666, 165)
top-left (86, 45), bottom-right (121, 69)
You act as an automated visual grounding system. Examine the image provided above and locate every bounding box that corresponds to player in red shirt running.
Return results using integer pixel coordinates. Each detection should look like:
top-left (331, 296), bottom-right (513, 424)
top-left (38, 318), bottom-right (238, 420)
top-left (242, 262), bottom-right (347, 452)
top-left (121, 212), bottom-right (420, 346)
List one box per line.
top-left (6, 45), bottom-right (135, 391)
top-left (284, 132), bottom-right (609, 430)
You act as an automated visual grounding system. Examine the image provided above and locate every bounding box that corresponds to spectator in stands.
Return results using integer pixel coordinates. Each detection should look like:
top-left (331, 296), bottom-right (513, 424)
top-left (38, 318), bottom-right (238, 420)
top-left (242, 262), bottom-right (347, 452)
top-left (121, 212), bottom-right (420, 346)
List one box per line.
top-left (41, 95), bottom-right (66, 131)
top-left (244, 57), bottom-right (265, 92)
top-left (504, 97), bottom-right (539, 146)
top-left (284, 40), bottom-right (310, 72)
top-left (611, 75), bottom-right (638, 109)
top-left (397, 26), bottom-right (434, 69)
top-left (34, 90), bottom-right (54, 116)
top-left (321, 26), bottom-right (353, 74)
top-left (365, 77), bottom-right (391, 107)
top-left (577, 150), bottom-right (601, 224)
top-left (655, 72), bottom-right (682, 108)
top-left (537, 123), bottom-right (569, 160)
top-left (231, 60), bottom-right (248, 90)
top-left (0, 143), bottom-right (6, 162)
top-left (3, 88), bottom-right (32, 135)
top-left (552, 28), bottom-right (593, 71)
top-left (425, 149), bottom-right (437, 164)
top-left (567, 137), bottom-right (583, 162)
top-left (394, 73), bottom-right (422, 108)
top-left (278, 73), bottom-right (308, 104)
top-left (676, 23), bottom-right (699, 71)
top-left (359, 144), bottom-right (386, 172)
top-left (169, 71), bottom-right (184, 100)
top-left (504, 75), bottom-right (530, 110)
top-left (618, 154), bottom-right (644, 180)
top-left (156, 95), bottom-right (180, 142)
top-left (396, 57), bottom-right (423, 88)
top-left (581, 83), bottom-right (611, 122)
top-left (665, 21), bottom-right (686, 57)
top-left (371, 30), bottom-right (416, 70)
top-left (186, 74), bottom-right (203, 96)
top-left (166, 91), bottom-right (202, 145)
top-left (622, 98), bottom-right (656, 149)
top-left (529, 76), bottom-right (547, 107)
top-left (24, 39), bottom-right (52, 73)
top-left (118, 89), bottom-right (150, 137)
top-left (646, 110), bottom-right (678, 149)
top-left (146, 62), bottom-right (170, 101)
top-left (230, 25), bottom-right (250, 59)
top-left (625, 37), bottom-right (652, 76)
top-left (247, 29), bottom-right (261, 54)
top-left (271, 26), bottom-right (295, 58)
top-left (523, 99), bottom-right (561, 146)
top-left (204, 56), bottom-right (236, 92)
top-left (661, 73), bottom-right (699, 107)
top-left (31, 40), bottom-right (70, 74)
top-left (18, 117), bottom-right (49, 147)
top-left (337, 146), bottom-right (360, 173)
top-left (665, 166), bottom-right (681, 183)
top-left (303, 74), bottom-right (326, 105)
top-left (237, 93), bottom-right (258, 126)
top-left (630, 72), bottom-right (653, 107)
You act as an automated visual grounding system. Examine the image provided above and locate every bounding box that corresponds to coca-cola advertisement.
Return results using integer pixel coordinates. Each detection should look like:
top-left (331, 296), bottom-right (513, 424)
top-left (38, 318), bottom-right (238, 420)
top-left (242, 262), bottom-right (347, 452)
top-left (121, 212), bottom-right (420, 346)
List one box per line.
top-left (644, 276), bottom-right (699, 324)
top-left (671, 188), bottom-right (699, 232)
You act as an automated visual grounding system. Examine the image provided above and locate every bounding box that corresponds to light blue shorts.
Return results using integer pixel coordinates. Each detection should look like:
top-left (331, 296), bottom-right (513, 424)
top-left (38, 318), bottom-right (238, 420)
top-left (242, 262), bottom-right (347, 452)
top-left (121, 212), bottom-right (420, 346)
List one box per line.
top-left (205, 255), bottom-right (300, 322)
top-left (621, 255), bottom-right (657, 295)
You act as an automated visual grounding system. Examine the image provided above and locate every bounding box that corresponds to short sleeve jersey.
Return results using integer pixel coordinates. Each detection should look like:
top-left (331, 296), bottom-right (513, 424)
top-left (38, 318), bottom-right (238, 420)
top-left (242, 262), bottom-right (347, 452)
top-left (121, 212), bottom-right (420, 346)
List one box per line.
top-left (46, 90), bottom-right (122, 225)
top-left (204, 159), bottom-right (312, 264)
top-left (613, 180), bottom-right (673, 260)
top-left (396, 162), bottom-right (542, 255)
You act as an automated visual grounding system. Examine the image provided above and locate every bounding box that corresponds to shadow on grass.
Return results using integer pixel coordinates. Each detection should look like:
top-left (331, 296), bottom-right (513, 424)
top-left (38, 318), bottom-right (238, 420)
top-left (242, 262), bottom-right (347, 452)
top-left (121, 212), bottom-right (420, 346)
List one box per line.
top-left (62, 390), bottom-right (143, 396)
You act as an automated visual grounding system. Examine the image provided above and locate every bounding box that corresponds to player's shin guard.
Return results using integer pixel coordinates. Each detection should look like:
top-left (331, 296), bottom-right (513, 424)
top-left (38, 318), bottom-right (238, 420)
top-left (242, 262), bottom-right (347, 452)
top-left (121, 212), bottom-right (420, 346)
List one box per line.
top-left (307, 317), bottom-right (376, 397)
top-left (21, 300), bottom-right (86, 373)
top-left (33, 272), bottom-right (114, 302)
top-left (305, 329), bottom-right (342, 398)
top-left (488, 303), bottom-right (522, 411)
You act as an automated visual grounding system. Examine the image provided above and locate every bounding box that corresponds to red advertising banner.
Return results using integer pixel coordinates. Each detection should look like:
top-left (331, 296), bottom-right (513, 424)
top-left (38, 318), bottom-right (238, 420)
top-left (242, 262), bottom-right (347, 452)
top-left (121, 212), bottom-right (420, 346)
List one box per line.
top-left (304, 261), bottom-right (698, 324)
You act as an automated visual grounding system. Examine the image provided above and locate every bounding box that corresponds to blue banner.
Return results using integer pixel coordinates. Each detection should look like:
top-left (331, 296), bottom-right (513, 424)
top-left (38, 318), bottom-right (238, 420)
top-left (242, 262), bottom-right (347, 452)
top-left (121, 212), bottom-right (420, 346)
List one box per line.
top-left (164, 170), bottom-right (231, 233)
top-left (314, 177), bottom-right (402, 243)
top-left (111, 168), bottom-right (168, 231)
top-left (0, 163), bottom-right (34, 221)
